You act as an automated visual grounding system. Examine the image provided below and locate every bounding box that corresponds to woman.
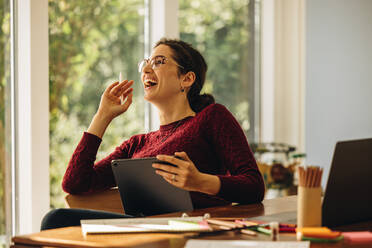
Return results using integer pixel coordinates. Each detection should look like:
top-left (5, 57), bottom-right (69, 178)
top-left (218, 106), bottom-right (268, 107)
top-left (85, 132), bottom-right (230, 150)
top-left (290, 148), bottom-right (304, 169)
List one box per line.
top-left (41, 38), bottom-right (265, 230)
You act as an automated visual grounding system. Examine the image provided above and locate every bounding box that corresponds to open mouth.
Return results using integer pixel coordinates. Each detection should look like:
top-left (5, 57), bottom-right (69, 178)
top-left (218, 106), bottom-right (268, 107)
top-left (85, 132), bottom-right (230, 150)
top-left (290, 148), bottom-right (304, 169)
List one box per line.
top-left (144, 80), bottom-right (158, 89)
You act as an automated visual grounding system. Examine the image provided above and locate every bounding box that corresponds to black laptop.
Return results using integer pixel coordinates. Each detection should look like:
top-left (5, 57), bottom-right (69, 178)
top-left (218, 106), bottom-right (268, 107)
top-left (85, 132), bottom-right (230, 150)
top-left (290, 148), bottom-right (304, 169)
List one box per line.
top-left (322, 138), bottom-right (372, 227)
top-left (111, 157), bottom-right (193, 217)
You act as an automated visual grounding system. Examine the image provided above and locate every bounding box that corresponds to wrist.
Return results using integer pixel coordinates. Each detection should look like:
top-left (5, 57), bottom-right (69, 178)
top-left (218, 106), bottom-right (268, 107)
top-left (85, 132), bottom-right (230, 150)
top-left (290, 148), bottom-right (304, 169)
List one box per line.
top-left (87, 113), bottom-right (112, 139)
top-left (198, 173), bottom-right (221, 195)
top-left (95, 111), bottom-right (114, 124)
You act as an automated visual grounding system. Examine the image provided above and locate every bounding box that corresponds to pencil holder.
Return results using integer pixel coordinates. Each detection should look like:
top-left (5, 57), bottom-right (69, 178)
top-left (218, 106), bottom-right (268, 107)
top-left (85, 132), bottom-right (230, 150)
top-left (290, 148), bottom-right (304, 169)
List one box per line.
top-left (297, 186), bottom-right (322, 228)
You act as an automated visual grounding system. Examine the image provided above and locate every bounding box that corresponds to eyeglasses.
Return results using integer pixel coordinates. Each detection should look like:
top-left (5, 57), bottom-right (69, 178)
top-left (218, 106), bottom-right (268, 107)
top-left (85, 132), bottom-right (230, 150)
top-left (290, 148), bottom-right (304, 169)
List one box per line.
top-left (138, 55), bottom-right (184, 73)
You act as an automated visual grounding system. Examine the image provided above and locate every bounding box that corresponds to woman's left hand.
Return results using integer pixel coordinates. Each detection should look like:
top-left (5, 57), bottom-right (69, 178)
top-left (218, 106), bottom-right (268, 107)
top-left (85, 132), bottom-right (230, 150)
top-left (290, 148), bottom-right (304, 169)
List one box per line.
top-left (153, 152), bottom-right (205, 192)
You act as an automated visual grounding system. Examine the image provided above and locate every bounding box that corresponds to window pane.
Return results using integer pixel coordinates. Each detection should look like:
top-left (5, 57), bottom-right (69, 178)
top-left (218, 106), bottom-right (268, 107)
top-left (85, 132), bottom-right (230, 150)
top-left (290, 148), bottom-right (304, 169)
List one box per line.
top-left (49, 0), bottom-right (145, 208)
top-left (179, 0), bottom-right (258, 141)
top-left (0, 0), bottom-right (11, 246)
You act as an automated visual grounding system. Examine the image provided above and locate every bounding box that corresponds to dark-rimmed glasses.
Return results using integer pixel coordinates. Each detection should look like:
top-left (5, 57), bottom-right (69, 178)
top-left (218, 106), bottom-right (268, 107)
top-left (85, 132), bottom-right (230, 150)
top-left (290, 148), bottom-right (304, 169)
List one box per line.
top-left (138, 55), bottom-right (184, 73)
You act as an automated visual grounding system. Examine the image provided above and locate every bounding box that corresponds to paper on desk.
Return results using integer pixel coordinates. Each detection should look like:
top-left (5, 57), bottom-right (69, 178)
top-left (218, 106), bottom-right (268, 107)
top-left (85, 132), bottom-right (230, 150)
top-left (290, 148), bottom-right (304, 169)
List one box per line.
top-left (81, 217), bottom-right (211, 235)
top-left (184, 240), bottom-right (310, 248)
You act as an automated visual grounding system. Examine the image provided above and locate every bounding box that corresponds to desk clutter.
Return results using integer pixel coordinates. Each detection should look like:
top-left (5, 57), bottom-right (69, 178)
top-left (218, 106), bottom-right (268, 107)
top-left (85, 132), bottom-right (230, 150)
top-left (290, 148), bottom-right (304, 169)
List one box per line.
top-left (12, 195), bottom-right (371, 248)
top-left (81, 217), bottom-right (211, 234)
top-left (81, 215), bottom-right (292, 237)
top-left (80, 214), bottom-right (372, 245)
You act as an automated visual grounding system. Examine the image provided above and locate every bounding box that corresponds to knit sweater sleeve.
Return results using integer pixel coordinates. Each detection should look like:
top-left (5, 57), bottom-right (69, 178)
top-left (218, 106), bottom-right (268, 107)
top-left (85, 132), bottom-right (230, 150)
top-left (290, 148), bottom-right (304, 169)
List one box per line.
top-left (205, 104), bottom-right (265, 204)
top-left (62, 132), bottom-right (133, 194)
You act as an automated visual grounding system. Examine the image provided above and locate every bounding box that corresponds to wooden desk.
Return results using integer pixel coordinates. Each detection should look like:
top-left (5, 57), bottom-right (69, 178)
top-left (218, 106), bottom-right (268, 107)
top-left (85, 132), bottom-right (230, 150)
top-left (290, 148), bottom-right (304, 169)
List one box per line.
top-left (11, 196), bottom-right (372, 248)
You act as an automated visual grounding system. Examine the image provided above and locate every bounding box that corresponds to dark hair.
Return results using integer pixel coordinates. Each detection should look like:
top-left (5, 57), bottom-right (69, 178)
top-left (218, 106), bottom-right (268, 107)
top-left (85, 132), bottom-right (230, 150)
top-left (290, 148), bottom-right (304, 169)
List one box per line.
top-left (155, 38), bottom-right (215, 113)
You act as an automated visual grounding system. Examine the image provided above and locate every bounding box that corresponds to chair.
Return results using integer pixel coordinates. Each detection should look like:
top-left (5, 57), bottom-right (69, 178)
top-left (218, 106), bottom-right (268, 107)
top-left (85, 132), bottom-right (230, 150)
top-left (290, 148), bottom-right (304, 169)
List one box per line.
top-left (64, 187), bottom-right (124, 214)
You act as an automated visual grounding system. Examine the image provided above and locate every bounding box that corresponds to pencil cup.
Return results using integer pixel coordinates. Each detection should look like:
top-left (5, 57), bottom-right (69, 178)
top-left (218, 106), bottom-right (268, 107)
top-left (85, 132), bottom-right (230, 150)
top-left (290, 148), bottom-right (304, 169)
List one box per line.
top-left (297, 186), bottom-right (322, 228)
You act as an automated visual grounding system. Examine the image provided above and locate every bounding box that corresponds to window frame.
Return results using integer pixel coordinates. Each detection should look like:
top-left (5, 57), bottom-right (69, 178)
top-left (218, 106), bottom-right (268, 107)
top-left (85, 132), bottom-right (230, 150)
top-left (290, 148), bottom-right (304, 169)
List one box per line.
top-left (15, 0), bottom-right (50, 234)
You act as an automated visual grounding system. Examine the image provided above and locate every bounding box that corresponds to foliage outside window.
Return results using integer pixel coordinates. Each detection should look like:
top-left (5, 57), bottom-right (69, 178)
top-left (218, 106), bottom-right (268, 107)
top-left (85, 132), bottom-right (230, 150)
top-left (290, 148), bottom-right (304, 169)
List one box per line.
top-left (179, 0), bottom-right (256, 141)
top-left (49, 0), bottom-right (145, 208)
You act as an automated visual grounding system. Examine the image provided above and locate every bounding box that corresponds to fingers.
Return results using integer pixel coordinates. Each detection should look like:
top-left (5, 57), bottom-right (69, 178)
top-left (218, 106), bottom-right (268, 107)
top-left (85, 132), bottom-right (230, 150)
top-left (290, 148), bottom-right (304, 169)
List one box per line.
top-left (105, 81), bottom-right (119, 94)
top-left (155, 169), bottom-right (184, 187)
top-left (121, 87), bottom-right (133, 100)
top-left (155, 169), bottom-right (177, 182)
top-left (156, 154), bottom-right (189, 168)
top-left (121, 91), bottom-right (133, 111)
top-left (174, 151), bottom-right (191, 162)
top-left (152, 162), bottom-right (179, 174)
top-left (162, 175), bottom-right (179, 186)
top-left (110, 80), bottom-right (133, 97)
top-left (117, 80), bottom-right (134, 97)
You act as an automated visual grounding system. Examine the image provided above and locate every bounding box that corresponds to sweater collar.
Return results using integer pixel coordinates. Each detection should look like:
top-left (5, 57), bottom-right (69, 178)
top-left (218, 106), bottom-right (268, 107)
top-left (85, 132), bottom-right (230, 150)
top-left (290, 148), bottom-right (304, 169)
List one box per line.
top-left (159, 116), bottom-right (194, 132)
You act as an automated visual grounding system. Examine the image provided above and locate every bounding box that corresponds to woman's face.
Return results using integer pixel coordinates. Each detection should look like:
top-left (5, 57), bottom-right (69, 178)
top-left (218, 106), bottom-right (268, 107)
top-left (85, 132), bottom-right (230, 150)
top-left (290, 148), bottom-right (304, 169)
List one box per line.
top-left (140, 45), bottom-right (183, 103)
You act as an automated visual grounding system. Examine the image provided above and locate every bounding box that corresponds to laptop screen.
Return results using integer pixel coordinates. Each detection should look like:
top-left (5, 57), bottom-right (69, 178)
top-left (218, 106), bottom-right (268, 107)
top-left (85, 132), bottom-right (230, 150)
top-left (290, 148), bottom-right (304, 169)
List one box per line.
top-left (322, 138), bottom-right (372, 227)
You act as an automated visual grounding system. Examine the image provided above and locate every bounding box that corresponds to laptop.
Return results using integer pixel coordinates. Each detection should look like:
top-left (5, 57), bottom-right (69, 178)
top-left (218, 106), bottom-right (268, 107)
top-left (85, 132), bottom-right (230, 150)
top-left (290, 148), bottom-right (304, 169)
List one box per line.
top-left (111, 157), bottom-right (193, 217)
top-left (322, 138), bottom-right (372, 227)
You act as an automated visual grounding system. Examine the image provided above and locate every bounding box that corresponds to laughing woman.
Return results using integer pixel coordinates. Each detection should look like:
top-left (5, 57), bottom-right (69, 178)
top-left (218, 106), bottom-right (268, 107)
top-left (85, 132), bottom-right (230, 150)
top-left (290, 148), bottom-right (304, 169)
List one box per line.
top-left (41, 38), bottom-right (265, 230)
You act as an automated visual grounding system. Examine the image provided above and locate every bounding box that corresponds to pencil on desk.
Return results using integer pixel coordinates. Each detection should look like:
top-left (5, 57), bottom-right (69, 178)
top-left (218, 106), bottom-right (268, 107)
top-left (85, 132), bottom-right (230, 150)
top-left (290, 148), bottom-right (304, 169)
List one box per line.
top-left (240, 229), bottom-right (257, 236)
top-left (219, 225), bottom-right (232, 230)
top-left (257, 226), bottom-right (272, 235)
top-left (206, 219), bottom-right (243, 229)
top-left (235, 220), bottom-right (259, 227)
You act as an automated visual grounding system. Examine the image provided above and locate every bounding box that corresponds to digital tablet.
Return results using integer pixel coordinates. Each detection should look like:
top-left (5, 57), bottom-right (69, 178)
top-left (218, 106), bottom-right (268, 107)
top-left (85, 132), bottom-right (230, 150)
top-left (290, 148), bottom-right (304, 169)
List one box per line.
top-left (111, 157), bottom-right (193, 216)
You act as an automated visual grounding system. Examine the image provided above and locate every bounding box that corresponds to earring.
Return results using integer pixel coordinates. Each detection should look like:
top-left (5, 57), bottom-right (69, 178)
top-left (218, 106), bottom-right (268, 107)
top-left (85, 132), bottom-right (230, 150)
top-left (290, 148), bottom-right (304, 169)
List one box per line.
top-left (181, 87), bottom-right (185, 92)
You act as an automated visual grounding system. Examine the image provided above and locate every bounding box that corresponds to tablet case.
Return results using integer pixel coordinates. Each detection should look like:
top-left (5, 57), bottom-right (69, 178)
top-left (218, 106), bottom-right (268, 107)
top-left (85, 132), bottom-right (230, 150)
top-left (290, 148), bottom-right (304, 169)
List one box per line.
top-left (112, 157), bottom-right (193, 216)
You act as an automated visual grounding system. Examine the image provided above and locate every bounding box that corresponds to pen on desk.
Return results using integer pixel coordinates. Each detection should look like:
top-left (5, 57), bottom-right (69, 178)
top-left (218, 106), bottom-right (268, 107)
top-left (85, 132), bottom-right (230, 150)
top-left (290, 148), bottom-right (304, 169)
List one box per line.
top-left (279, 227), bottom-right (296, 233)
top-left (235, 220), bottom-right (259, 227)
top-left (206, 219), bottom-right (243, 229)
top-left (254, 226), bottom-right (272, 236)
top-left (219, 225), bottom-right (233, 230)
top-left (240, 229), bottom-right (257, 236)
top-left (279, 223), bottom-right (297, 228)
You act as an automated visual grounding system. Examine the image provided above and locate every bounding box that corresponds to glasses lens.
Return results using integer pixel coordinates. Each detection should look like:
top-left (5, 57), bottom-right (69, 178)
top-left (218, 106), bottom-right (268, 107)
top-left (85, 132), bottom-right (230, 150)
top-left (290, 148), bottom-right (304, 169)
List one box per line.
top-left (138, 59), bottom-right (146, 72)
top-left (138, 56), bottom-right (167, 73)
top-left (152, 56), bottom-right (165, 69)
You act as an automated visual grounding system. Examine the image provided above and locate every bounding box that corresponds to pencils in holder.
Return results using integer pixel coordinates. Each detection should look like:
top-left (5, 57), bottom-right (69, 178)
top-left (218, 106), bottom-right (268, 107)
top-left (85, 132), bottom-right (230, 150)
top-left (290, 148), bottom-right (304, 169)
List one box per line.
top-left (298, 166), bottom-right (323, 187)
top-left (297, 165), bottom-right (323, 227)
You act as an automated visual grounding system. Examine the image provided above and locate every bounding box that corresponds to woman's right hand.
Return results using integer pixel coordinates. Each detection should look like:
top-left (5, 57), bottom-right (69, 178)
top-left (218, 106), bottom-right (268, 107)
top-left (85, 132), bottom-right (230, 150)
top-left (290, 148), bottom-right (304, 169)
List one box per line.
top-left (87, 80), bottom-right (133, 138)
top-left (97, 80), bottom-right (134, 121)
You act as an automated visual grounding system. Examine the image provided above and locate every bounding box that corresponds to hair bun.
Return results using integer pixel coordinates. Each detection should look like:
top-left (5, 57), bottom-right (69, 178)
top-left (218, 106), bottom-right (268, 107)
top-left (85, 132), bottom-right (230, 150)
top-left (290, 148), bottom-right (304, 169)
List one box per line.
top-left (190, 93), bottom-right (215, 112)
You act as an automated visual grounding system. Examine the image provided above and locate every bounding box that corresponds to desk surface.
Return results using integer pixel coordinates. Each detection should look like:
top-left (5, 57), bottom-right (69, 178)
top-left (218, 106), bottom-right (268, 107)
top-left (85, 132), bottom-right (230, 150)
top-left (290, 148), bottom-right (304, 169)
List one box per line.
top-left (11, 196), bottom-right (372, 248)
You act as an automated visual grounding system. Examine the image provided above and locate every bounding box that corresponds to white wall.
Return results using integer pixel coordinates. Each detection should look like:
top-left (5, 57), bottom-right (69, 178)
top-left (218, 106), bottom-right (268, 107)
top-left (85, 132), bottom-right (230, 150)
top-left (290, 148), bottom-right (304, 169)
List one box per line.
top-left (306, 0), bottom-right (372, 186)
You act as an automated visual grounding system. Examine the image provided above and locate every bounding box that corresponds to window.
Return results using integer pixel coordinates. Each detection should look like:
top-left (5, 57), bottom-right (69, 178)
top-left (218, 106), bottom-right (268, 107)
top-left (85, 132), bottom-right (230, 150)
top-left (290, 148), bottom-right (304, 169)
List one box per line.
top-left (179, 0), bottom-right (259, 142)
top-left (0, 0), bottom-right (261, 238)
top-left (0, 0), bottom-right (12, 246)
top-left (48, 0), bottom-right (260, 208)
top-left (49, 0), bottom-right (146, 208)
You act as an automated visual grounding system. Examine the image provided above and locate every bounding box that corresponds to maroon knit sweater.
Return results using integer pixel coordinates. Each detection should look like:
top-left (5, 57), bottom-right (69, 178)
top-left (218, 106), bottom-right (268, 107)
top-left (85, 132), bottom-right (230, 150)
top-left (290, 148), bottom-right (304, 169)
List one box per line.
top-left (62, 103), bottom-right (265, 209)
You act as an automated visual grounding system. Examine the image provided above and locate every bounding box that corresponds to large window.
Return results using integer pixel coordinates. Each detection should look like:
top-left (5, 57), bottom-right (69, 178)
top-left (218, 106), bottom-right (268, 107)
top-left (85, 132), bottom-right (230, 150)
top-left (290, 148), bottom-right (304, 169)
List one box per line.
top-left (49, 0), bottom-right (146, 208)
top-left (179, 0), bottom-right (259, 142)
top-left (0, 0), bottom-right (11, 246)
top-left (48, 0), bottom-right (259, 208)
